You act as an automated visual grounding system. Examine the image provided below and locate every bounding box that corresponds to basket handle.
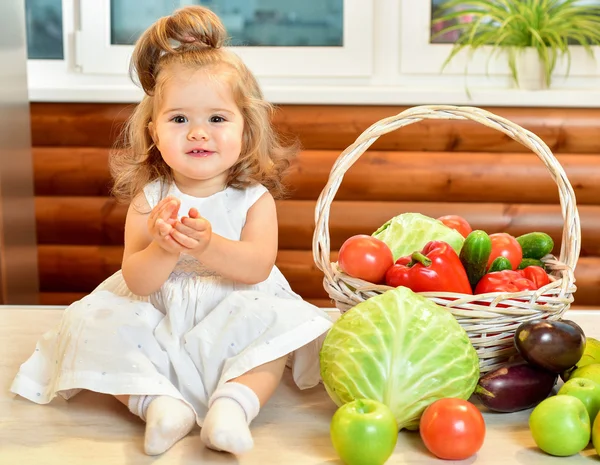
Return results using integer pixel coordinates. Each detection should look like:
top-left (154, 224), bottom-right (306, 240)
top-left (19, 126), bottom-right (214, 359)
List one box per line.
top-left (312, 105), bottom-right (581, 279)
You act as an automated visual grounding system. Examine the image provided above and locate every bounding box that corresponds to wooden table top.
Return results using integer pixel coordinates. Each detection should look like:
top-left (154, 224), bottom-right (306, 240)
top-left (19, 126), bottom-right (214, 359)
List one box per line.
top-left (1, 306), bottom-right (599, 464)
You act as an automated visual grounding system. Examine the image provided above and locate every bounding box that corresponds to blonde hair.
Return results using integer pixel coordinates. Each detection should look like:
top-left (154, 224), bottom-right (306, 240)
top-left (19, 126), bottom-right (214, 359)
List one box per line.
top-left (110, 6), bottom-right (298, 203)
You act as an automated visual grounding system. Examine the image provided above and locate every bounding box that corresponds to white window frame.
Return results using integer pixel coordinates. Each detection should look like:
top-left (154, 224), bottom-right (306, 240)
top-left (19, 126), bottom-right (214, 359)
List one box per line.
top-left (399, 0), bottom-right (600, 77)
top-left (26, 0), bottom-right (600, 106)
top-left (76, 0), bottom-right (373, 78)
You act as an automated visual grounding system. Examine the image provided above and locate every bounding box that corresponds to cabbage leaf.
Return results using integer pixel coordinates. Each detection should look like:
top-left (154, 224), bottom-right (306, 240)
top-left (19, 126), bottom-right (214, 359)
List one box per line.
top-left (372, 212), bottom-right (464, 260)
top-left (320, 286), bottom-right (479, 431)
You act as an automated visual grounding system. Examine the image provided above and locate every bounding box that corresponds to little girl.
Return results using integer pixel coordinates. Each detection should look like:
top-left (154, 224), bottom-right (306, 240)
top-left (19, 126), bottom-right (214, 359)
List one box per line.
top-left (11, 5), bottom-right (332, 457)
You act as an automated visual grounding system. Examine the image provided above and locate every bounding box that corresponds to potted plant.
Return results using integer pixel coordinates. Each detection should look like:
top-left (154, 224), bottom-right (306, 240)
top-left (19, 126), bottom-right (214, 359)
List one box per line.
top-left (432, 0), bottom-right (600, 90)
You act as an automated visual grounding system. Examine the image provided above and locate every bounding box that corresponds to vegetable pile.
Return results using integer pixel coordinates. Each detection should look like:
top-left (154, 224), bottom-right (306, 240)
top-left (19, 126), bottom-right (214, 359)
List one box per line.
top-left (337, 212), bottom-right (555, 296)
top-left (320, 211), bottom-right (597, 464)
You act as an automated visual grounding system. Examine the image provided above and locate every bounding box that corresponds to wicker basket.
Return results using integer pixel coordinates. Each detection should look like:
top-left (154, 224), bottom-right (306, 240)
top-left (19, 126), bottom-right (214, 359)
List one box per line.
top-left (312, 105), bottom-right (580, 374)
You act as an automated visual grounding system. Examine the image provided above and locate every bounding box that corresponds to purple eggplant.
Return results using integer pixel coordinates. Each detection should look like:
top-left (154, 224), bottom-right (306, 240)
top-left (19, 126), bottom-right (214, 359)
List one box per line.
top-left (514, 319), bottom-right (585, 373)
top-left (475, 363), bottom-right (557, 413)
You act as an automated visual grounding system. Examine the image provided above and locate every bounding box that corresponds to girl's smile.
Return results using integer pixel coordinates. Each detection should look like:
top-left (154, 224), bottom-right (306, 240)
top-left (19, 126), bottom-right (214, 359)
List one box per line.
top-left (186, 148), bottom-right (215, 157)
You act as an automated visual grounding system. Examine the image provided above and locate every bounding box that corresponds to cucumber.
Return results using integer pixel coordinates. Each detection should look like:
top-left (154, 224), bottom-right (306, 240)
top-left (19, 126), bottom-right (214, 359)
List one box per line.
top-left (459, 230), bottom-right (492, 292)
top-left (516, 232), bottom-right (554, 260)
top-left (517, 258), bottom-right (545, 270)
top-left (488, 256), bottom-right (512, 272)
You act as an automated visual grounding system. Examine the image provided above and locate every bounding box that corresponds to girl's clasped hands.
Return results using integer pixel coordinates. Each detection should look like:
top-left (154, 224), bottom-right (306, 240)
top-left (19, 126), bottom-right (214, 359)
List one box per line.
top-left (150, 196), bottom-right (212, 257)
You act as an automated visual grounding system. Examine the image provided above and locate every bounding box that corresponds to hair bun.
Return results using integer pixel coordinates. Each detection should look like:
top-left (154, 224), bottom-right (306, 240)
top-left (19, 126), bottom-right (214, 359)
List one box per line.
top-left (130, 6), bottom-right (228, 94)
top-left (167, 5), bottom-right (227, 49)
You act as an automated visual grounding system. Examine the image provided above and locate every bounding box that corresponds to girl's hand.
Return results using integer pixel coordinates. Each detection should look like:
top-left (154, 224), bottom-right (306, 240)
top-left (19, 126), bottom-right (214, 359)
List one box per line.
top-left (169, 208), bottom-right (212, 257)
top-left (147, 196), bottom-right (186, 254)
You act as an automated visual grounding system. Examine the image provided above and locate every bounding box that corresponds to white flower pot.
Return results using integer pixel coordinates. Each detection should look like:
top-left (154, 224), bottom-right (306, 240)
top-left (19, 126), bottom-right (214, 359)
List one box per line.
top-left (514, 47), bottom-right (548, 90)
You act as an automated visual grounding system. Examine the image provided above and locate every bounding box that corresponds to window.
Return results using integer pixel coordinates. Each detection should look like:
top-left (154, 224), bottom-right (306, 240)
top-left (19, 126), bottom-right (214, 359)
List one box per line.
top-left (399, 0), bottom-right (600, 80)
top-left (77, 0), bottom-right (371, 77)
top-left (25, 0), bottom-right (600, 105)
top-left (25, 0), bottom-right (63, 59)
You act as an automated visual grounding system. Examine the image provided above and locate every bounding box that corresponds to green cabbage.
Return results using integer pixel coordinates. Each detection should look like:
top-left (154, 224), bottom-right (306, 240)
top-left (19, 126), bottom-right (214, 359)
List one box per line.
top-left (372, 212), bottom-right (464, 260)
top-left (320, 286), bottom-right (479, 431)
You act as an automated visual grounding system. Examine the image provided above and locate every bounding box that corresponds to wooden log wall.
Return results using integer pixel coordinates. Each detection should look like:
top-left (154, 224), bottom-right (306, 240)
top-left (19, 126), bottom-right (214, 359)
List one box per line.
top-left (31, 103), bottom-right (600, 307)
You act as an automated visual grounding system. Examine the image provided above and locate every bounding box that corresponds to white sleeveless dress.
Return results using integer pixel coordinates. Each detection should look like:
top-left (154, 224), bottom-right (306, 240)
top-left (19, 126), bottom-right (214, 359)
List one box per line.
top-left (11, 181), bottom-right (333, 424)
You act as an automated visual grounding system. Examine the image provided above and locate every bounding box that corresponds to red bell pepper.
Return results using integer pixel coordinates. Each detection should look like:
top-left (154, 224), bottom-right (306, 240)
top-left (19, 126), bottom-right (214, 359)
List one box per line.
top-left (385, 240), bottom-right (473, 294)
top-left (516, 266), bottom-right (550, 289)
top-left (474, 270), bottom-right (537, 294)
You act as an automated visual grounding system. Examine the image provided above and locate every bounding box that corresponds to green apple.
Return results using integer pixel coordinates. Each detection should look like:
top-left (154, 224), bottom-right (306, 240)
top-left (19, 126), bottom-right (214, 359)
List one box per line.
top-left (579, 338), bottom-right (600, 366)
top-left (570, 364), bottom-right (600, 385)
top-left (558, 378), bottom-right (600, 424)
top-left (529, 395), bottom-right (590, 456)
top-left (330, 399), bottom-right (398, 465)
top-left (562, 339), bottom-right (600, 381)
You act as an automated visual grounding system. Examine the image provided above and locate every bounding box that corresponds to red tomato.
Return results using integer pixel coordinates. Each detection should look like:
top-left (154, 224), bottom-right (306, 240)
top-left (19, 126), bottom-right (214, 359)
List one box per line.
top-left (437, 215), bottom-right (473, 238)
top-left (337, 235), bottom-right (394, 283)
top-left (486, 233), bottom-right (522, 270)
top-left (420, 398), bottom-right (486, 460)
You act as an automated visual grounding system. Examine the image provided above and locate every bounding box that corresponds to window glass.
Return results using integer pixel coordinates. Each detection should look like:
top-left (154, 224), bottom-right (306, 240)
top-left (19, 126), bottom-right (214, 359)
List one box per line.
top-left (430, 0), bottom-right (465, 44)
top-left (111, 0), bottom-right (343, 46)
top-left (25, 0), bottom-right (63, 59)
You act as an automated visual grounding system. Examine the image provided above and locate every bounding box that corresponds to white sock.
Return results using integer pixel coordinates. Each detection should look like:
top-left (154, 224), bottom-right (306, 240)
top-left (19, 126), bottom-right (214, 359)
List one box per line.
top-left (200, 382), bottom-right (260, 455)
top-left (128, 395), bottom-right (196, 456)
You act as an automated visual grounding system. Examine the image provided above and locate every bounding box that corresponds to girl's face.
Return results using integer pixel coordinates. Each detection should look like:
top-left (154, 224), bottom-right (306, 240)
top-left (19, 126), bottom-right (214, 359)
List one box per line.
top-left (150, 65), bottom-right (244, 196)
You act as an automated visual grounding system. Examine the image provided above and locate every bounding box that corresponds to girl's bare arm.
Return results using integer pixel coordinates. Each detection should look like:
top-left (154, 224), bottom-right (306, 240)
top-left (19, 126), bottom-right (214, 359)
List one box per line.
top-left (121, 193), bottom-right (181, 296)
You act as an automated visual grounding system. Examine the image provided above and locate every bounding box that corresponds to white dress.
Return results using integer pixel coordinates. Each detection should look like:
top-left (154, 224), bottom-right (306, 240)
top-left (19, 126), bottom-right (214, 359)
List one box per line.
top-left (11, 181), bottom-right (333, 425)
